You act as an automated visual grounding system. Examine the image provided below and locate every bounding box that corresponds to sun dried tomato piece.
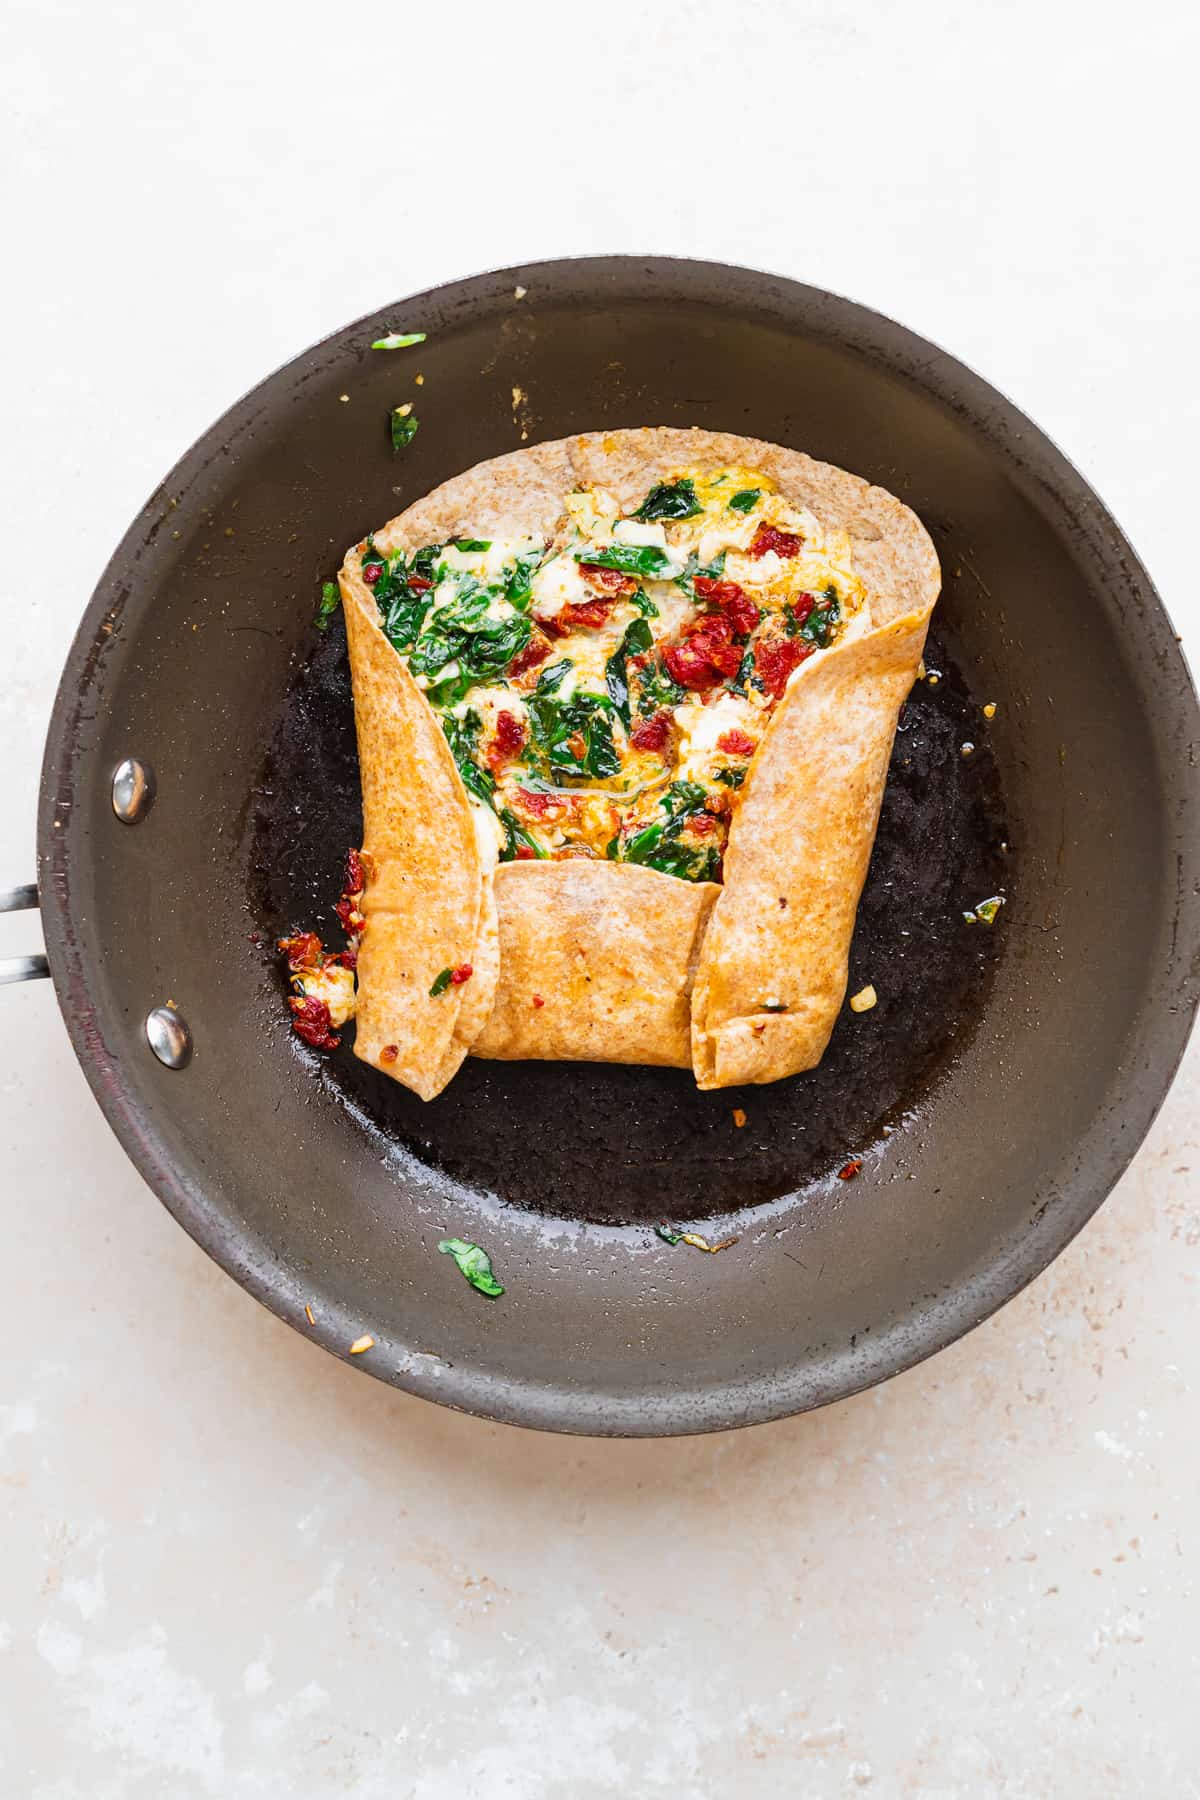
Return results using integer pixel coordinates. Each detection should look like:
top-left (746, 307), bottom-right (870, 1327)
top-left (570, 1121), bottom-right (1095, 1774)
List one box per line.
top-left (362, 562), bottom-right (383, 585)
top-left (516, 787), bottom-right (580, 821)
top-left (407, 575), bottom-right (433, 593)
top-left (288, 994), bottom-right (340, 1050)
top-left (344, 848), bottom-right (365, 896)
top-left (694, 576), bottom-right (760, 636)
top-left (514, 843), bottom-right (537, 860)
top-left (709, 643), bottom-right (745, 679)
top-left (279, 931), bottom-right (324, 972)
top-left (838, 1158), bottom-right (863, 1181)
top-left (508, 627), bottom-right (555, 677)
top-left (380, 1043), bottom-right (399, 1064)
top-left (579, 562), bottom-right (637, 598)
top-left (664, 639), bottom-right (718, 690)
top-left (749, 522), bottom-right (803, 559)
top-left (559, 596), bottom-right (616, 630)
top-left (487, 709), bottom-right (527, 771)
top-left (755, 638), bottom-right (813, 700)
top-left (631, 710), bottom-right (673, 752)
top-left (688, 813), bottom-right (718, 836)
top-left (450, 963), bottom-right (473, 985)
top-left (791, 591), bottom-right (816, 626)
top-left (717, 727), bottom-right (757, 757)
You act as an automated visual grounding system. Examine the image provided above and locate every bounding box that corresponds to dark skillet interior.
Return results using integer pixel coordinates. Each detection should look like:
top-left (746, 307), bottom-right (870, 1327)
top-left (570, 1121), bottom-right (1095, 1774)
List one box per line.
top-left (251, 621), bottom-right (1008, 1223)
top-left (38, 259), bottom-right (1200, 1435)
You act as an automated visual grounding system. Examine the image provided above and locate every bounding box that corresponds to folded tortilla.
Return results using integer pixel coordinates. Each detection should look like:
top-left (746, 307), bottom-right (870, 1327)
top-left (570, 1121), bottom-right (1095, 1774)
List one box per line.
top-left (339, 427), bottom-right (939, 1096)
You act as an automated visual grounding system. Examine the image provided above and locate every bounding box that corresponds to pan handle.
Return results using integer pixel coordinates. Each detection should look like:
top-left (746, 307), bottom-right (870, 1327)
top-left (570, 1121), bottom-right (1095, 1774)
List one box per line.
top-left (0, 883), bottom-right (50, 983)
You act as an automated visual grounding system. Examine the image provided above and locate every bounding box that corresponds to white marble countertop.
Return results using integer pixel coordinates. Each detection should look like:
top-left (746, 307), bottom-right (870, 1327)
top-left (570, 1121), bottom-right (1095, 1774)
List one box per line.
top-left (3, 2), bottom-right (1197, 1793)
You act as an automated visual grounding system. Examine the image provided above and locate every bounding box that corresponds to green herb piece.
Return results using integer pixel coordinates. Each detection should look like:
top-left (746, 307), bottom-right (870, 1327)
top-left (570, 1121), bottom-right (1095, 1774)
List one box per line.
top-left (442, 711), bottom-right (497, 809)
top-left (391, 406), bottom-right (419, 449)
top-left (411, 543), bottom-right (442, 583)
top-left (633, 478), bottom-right (702, 522)
top-left (499, 807), bottom-right (547, 861)
top-left (628, 588), bottom-right (660, 618)
top-left (430, 968), bottom-right (454, 996)
top-left (715, 766), bottom-right (746, 789)
top-left (371, 331), bottom-right (426, 350)
top-left (314, 580), bottom-right (340, 631)
top-left (967, 895), bottom-right (1005, 926)
top-left (655, 1226), bottom-right (683, 1246)
top-left (728, 488), bottom-right (762, 513)
top-left (526, 687), bottom-right (620, 781)
top-left (438, 1237), bottom-right (505, 1298)
top-left (453, 538), bottom-right (491, 553)
top-left (605, 616), bottom-right (654, 728)
top-left (574, 543), bottom-right (675, 580)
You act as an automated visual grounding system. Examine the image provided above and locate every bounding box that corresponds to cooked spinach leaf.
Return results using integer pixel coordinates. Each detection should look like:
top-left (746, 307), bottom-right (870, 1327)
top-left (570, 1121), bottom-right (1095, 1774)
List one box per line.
top-left (453, 537), bottom-right (491, 553)
top-left (503, 547), bottom-right (545, 610)
top-left (628, 588), bottom-right (660, 618)
top-left (534, 659), bottom-right (572, 693)
top-left (633, 478), bottom-right (702, 522)
top-left (526, 688), bottom-right (620, 781)
top-left (728, 488), bottom-right (761, 513)
top-left (391, 406), bottom-right (419, 449)
top-left (429, 967), bottom-right (454, 996)
top-left (499, 807), bottom-right (547, 861)
top-left (605, 617), bottom-right (654, 727)
top-left (438, 1237), bottom-right (504, 1298)
top-left (441, 710), bottom-right (497, 808)
top-left (635, 657), bottom-right (688, 716)
top-left (574, 542), bottom-right (675, 580)
top-left (674, 548), bottom-right (727, 600)
top-left (715, 766), bottom-right (746, 789)
top-left (611, 781), bottom-right (719, 882)
top-left (314, 580), bottom-right (340, 631)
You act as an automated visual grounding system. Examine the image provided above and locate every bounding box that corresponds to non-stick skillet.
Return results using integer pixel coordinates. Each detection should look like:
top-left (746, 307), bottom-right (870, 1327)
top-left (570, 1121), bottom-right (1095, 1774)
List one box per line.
top-left (11, 257), bottom-right (1198, 1436)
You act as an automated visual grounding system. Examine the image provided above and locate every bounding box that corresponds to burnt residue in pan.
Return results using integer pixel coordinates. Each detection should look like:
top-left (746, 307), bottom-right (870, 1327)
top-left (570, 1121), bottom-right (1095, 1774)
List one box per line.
top-left (249, 620), bottom-right (1009, 1225)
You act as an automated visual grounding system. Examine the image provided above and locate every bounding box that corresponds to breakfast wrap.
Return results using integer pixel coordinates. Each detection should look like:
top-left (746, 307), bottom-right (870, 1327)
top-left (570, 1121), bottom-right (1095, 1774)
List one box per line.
top-left (326, 427), bottom-right (939, 1097)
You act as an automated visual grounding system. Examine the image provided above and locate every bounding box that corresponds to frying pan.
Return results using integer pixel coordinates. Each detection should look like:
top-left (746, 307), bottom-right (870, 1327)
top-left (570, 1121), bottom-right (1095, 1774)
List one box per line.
top-left (15, 256), bottom-right (1198, 1437)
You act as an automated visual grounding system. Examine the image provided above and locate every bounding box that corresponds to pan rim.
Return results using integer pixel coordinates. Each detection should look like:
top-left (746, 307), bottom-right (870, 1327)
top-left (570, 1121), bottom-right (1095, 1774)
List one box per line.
top-left (36, 253), bottom-right (1200, 1436)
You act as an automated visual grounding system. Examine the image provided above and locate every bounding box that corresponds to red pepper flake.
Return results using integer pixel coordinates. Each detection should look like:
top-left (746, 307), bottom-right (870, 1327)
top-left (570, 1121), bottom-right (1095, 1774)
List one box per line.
top-left (755, 638), bottom-right (813, 701)
top-left (508, 628), bottom-right (554, 679)
top-left (304, 1303), bottom-right (316, 1326)
top-left (362, 561), bottom-right (383, 585)
top-left (694, 576), bottom-right (760, 636)
top-left (838, 1158), bottom-right (864, 1181)
top-left (450, 963), bottom-right (473, 985)
top-left (288, 994), bottom-right (340, 1050)
top-left (532, 994), bottom-right (545, 1008)
top-left (732, 1108), bottom-right (747, 1128)
top-left (566, 729), bottom-right (588, 760)
top-left (717, 727), bottom-right (757, 757)
top-left (749, 522), bottom-right (803, 559)
top-left (578, 562), bottom-right (637, 599)
top-left (631, 710), bottom-right (673, 752)
top-left (380, 1043), bottom-right (399, 1064)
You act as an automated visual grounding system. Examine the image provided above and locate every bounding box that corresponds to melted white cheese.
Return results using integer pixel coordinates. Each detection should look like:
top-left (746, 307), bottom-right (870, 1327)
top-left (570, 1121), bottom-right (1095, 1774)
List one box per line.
top-left (675, 693), bottom-right (760, 784)
top-left (612, 518), bottom-right (669, 550)
top-left (530, 553), bottom-right (592, 617)
top-left (438, 535), bottom-right (542, 582)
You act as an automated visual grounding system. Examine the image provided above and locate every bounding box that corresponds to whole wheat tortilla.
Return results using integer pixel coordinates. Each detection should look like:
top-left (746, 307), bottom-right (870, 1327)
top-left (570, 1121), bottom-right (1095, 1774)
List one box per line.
top-left (339, 428), bottom-right (940, 1097)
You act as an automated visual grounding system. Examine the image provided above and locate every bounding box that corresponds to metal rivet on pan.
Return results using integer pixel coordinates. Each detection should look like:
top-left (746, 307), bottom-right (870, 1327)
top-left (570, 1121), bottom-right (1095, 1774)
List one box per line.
top-left (112, 758), bottom-right (155, 823)
top-left (146, 1006), bottom-right (192, 1069)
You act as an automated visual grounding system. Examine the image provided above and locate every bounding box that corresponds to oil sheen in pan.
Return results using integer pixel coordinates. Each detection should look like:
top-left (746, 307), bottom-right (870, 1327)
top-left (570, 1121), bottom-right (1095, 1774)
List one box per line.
top-left (249, 620), bottom-right (1010, 1226)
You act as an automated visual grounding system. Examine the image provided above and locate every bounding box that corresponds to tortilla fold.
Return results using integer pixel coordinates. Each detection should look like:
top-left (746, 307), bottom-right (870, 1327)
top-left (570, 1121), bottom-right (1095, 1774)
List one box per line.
top-left (339, 429), bottom-right (939, 1097)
